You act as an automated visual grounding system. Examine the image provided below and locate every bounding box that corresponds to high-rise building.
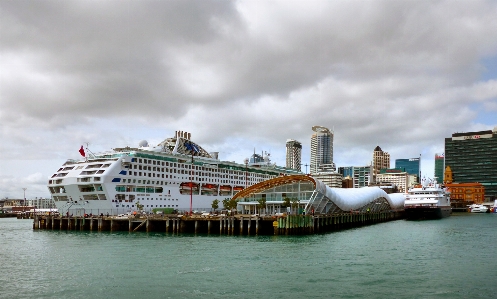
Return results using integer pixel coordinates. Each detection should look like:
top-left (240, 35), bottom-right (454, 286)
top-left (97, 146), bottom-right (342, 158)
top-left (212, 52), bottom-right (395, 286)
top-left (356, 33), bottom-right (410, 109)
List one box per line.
top-left (372, 146), bottom-right (390, 182)
top-left (338, 165), bottom-right (372, 188)
top-left (395, 157), bottom-right (420, 182)
top-left (285, 139), bottom-right (302, 171)
top-left (444, 127), bottom-right (497, 201)
top-left (434, 154), bottom-right (445, 182)
top-left (310, 126), bottom-right (334, 174)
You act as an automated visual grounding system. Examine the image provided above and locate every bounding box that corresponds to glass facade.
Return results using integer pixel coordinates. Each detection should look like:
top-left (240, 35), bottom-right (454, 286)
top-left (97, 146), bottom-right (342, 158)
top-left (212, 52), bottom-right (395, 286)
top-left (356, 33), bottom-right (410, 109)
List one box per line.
top-left (394, 158), bottom-right (420, 177)
top-left (444, 129), bottom-right (497, 200)
top-left (434, 154), bottom-right (445, 183)
top-left (239, 181), bottom-right (315, 203)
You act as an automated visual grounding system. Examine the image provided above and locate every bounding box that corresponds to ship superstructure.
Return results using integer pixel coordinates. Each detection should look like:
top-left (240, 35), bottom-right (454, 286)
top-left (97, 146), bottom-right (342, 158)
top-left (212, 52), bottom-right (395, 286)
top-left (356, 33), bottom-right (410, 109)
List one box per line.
top-left (48, 131), bottom-right (301, 216)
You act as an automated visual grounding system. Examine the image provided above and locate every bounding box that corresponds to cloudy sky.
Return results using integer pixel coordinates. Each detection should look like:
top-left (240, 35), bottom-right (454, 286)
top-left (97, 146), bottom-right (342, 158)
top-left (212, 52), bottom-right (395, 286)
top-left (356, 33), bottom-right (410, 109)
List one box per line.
top-left (1, 0), bottom-right (497, 199)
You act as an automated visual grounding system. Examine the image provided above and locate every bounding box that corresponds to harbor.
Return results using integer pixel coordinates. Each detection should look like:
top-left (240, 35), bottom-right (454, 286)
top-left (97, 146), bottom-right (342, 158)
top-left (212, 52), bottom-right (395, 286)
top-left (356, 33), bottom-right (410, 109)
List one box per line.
top-left (32, 210), bottom-right (404, 235)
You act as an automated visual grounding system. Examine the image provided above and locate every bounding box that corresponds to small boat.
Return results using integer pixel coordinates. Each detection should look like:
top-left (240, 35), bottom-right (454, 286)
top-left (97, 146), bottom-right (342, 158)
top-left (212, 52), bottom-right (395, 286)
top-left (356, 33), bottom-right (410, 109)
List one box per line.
top-left (468, 204), bottom-right (488, 213)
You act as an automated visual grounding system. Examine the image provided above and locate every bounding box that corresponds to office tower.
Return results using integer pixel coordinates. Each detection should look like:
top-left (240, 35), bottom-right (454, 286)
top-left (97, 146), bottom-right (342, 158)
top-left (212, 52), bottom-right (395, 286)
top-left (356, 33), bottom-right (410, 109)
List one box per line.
top-left (395, 157), bottom-right (420, 182)
top-left (372, 146), bottom-right (390, 182)
top-left (310, 126), bottom-right (334, 174)
top-left (445, 127), bottom-right (497, 200)
top-left (286, 139), bottom-right (302, 171)
top-left (434, 154), bottom-right (445, 183)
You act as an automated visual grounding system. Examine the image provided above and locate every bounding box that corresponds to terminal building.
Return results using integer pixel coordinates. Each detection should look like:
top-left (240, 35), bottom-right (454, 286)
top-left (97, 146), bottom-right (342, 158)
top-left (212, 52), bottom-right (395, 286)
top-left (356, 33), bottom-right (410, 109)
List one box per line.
top-left (233, 175), bottom-right (405, 215)
top-left (444, 127), bottom-right (497, 201)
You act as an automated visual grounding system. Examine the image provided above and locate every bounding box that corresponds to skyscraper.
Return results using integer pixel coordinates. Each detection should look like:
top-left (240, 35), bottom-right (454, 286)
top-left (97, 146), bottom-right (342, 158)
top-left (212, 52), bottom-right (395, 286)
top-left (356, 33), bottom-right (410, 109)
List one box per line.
top-left (310, 126), bottom-right (334, 174)
top-left (445, 127), bottom-right (497, 200)
top-left (285, 139), bottom-right (302, 171)
top-left (434, 154), bottom-right (445, 182)
top-left (372, 146), bottom-right (390, 182)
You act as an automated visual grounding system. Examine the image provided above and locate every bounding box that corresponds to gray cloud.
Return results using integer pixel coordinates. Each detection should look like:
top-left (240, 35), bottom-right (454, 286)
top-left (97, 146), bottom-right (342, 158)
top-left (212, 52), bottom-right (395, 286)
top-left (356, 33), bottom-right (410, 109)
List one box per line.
top-left (1, 0), bottom-right (497, 198)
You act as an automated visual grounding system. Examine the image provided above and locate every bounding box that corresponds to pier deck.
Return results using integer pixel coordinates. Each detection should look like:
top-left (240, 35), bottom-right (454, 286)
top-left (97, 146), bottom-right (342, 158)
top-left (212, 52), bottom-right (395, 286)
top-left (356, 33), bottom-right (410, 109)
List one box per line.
top-left (33, 210), bottom-right (404, 235)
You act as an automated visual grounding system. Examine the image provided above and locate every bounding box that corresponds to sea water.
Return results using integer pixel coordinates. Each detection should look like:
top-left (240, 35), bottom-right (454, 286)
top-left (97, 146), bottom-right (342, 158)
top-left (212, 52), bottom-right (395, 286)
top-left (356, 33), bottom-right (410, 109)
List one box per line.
top-left (0, 213), bottom-right (496, 299)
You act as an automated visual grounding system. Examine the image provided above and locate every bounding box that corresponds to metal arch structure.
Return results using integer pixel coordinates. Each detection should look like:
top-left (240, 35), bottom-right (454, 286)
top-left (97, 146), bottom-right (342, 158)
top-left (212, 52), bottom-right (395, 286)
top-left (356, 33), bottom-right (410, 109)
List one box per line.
top-left (232, 175), bottom-right (316, 201)
top-left (232, 174), bottom-right (405, 214)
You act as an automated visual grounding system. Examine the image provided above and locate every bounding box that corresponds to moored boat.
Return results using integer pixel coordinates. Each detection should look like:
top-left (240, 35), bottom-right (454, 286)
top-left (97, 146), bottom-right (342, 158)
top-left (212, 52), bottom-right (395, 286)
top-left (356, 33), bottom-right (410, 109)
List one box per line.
top-left (404, 179), bottom-right (451, 220)
top-left (468, 204), bottom-right (488, 213)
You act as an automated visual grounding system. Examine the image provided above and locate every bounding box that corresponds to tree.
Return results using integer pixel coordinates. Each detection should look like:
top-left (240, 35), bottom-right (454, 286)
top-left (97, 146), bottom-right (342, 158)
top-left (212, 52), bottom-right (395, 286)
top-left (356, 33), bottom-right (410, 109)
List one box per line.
top-left (282, 197), bottom-right (291, 208)
top-left (229, 198), bottom-right (238, 211)
top-left (211, 199), bottom-right (219, 211)
top-left (222, 198), bottom-right (231, 210)
top-left (291, 197), bottom-right (300, 215)
top-left (136, 201), bottom-right (144, 212)
top-left (257, 197), bottom-right (267, 215)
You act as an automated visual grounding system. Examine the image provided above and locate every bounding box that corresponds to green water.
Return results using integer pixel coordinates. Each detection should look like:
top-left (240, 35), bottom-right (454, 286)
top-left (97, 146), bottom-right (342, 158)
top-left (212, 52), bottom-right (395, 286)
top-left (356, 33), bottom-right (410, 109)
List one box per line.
top-left (1, 214), bottom-right (496, 299)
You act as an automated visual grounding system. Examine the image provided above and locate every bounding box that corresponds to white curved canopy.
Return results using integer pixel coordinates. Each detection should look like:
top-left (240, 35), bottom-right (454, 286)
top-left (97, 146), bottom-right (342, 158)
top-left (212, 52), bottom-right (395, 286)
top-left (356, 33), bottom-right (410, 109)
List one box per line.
top-left (306, 179), bottom-right (405, 214)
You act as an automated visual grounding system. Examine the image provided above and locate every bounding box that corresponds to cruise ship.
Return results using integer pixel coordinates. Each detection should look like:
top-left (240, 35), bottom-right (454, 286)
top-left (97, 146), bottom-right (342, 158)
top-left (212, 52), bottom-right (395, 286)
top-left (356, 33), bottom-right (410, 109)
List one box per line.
top-left (48, 131), bottom-right (301, 216)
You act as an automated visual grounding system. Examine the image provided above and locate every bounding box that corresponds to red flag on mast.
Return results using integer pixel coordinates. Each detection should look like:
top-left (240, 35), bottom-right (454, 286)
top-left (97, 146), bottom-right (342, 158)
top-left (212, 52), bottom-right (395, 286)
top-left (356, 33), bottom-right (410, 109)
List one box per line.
top-left (79, 145), bottom-right (85, 157)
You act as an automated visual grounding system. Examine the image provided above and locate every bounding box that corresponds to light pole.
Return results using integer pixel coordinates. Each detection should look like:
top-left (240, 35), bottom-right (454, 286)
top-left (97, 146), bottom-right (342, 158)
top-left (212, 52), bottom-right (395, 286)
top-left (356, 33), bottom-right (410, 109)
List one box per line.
top-left (244, 158), bottom-right (249, 189)
top-left (22, 188), bottom-right (27, 212)
top-left (300, 164), bottom-right (309, 175)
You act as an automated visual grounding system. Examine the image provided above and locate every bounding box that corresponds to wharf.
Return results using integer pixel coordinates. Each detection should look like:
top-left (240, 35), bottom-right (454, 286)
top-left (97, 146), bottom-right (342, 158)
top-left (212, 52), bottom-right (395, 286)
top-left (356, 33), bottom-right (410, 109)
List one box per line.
top-left (33, 210), bottom-right (404, 235)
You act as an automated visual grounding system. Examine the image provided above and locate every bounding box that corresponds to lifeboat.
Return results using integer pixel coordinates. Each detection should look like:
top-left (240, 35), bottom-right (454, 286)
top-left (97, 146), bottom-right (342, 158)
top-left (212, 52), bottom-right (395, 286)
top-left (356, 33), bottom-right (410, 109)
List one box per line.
top-left (201, 184), bottom-right (218, 196)
top-left (180, 182), bottom-right (200, 194)
top-left (180, 182), bottom-right (199, 190)
top-left (220, 185), bottom-right (232, 191)
top-left (233, 186), bottom-right (244, 193)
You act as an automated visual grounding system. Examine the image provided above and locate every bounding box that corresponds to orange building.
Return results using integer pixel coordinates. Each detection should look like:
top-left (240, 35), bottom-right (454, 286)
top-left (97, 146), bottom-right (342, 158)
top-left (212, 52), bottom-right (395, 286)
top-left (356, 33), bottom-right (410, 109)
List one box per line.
top-left (444, 166), bottom-right (485, 209)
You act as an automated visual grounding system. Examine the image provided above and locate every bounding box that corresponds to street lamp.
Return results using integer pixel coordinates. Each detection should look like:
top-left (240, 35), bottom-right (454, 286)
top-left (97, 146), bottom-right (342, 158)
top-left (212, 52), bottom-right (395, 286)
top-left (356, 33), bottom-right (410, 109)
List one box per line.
top-left (22, 188), bottom-right (27, 211)
top-left (300, 164), bottom-right (309, 174)
top-left (244, 158), bottom-right (249, 189)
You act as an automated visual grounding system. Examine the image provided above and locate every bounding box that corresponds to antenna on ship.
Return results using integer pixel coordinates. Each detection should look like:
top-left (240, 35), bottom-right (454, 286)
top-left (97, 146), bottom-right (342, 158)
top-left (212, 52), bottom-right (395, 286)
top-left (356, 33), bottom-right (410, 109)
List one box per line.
top-left (84, 142), bottom-right (96, 159)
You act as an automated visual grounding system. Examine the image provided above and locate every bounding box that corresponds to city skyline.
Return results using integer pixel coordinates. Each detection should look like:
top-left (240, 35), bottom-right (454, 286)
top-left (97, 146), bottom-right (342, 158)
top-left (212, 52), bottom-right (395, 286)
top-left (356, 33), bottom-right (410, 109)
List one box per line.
top-left (1, 1), bottom-right (497, 199)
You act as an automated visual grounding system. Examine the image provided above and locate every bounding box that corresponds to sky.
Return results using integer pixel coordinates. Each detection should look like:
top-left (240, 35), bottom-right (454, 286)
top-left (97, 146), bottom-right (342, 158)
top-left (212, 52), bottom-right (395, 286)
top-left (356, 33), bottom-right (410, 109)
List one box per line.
top-left (1, 0), bottom-right (497, 200)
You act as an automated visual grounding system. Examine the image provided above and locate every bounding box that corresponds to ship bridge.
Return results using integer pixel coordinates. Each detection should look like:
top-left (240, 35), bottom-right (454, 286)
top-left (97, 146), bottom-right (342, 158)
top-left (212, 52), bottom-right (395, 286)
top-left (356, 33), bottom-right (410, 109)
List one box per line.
top-left (233, 175), bottom-right (405, 214)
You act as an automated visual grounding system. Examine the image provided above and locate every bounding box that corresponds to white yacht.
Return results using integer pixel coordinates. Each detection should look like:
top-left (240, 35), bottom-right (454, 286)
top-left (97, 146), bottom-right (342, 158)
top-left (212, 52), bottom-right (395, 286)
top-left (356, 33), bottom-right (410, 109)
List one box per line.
top-left (468, 204), bottom-right (488, 213)
top-left (48, 130), bottom-right (301, 216)
top-left (404, 179), bottom-right (451, 220)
